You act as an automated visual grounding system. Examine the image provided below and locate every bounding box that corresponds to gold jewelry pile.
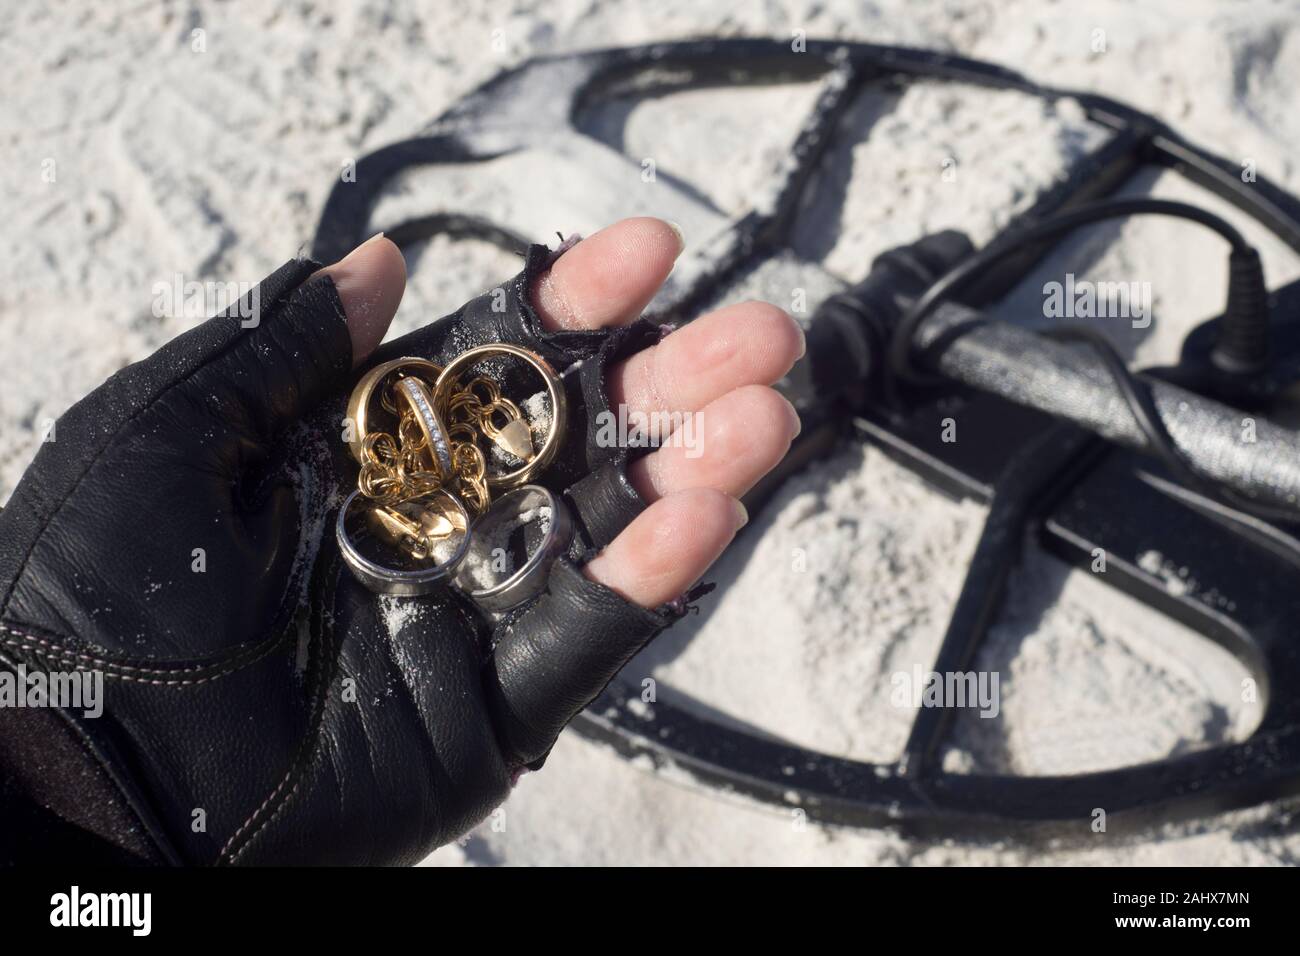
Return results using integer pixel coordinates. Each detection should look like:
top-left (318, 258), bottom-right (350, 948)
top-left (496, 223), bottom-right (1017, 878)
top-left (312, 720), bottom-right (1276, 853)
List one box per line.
top-left (345, 344), bottom-right (566, 564)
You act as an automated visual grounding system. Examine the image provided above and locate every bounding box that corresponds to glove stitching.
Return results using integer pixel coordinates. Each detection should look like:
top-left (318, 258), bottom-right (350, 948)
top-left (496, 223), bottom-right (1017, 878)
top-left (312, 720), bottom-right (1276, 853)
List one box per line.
top-left (0, 658), bottom-right (188, 866)
top-left (220, 757), bottom-right (314, 865)
top-left (0, 622), bottom-right (292, 684)
top-left (218, 545), bottom-right (344, 864)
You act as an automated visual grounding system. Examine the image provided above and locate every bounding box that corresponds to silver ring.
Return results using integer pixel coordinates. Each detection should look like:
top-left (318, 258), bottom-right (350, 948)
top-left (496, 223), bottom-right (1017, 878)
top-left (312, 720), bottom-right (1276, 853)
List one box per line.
top-left (456, 485), bottom-right (574, 612)
top-left (336, 489), bottom-right (472, 596)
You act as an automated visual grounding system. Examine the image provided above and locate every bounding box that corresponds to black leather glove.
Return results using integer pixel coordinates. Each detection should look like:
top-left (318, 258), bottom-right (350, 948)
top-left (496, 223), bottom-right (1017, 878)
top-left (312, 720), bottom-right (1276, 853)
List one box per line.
top-left (0, 243), bottom-right (688, 865)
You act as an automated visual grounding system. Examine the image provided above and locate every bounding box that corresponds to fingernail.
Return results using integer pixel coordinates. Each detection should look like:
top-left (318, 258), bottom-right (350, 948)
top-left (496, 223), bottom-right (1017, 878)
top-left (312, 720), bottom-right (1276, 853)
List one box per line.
top-left (794, 319), bottom-right (807, 360)
top-left (666, 220), bottom-right (686, 257)
top-left (732, 498), bottom-right (749, 530)
top-left (786, 398), bottom-right (803, 438)
top-left (344, 232), bottom-right (386, 259)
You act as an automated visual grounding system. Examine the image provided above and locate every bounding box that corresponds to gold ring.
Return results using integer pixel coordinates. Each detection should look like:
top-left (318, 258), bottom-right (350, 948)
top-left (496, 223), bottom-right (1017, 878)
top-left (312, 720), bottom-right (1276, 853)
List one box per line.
top-left (345, 357), bottom-right (442, 466)
top-left (433, 344), bottom-right (566, 490)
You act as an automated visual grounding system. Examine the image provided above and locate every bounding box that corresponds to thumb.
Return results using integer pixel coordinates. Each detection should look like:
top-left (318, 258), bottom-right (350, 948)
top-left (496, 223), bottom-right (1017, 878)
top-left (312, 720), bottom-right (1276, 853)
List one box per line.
top-left (316, 232), bottom-right (406, 366)
top-left (203, 234), bottom-right (407, 444)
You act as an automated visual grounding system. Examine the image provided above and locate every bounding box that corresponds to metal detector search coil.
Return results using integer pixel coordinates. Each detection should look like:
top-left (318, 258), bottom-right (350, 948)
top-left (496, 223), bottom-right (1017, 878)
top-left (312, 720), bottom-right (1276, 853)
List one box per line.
top-left (313, 38), bottom-right (1300, 837)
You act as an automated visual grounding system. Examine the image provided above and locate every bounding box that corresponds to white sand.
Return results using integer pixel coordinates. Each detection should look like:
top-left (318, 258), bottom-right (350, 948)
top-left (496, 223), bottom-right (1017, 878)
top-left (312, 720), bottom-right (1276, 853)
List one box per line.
top-left (4, 1), bottom-right (1300, 865)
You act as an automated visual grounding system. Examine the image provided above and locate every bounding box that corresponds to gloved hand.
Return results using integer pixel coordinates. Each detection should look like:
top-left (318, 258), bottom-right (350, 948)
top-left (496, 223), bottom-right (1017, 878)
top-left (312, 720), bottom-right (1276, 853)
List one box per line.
top-left (0, 218), bottom-right (803, 865)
